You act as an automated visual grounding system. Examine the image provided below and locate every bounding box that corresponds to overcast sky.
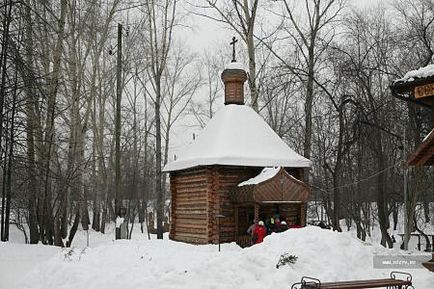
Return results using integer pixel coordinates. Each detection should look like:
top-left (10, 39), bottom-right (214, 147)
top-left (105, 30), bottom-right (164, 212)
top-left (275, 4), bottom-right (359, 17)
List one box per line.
top-left (155, 0), bottom-right (389, 164)
top-left (180, 0), bottom-right (385, 54)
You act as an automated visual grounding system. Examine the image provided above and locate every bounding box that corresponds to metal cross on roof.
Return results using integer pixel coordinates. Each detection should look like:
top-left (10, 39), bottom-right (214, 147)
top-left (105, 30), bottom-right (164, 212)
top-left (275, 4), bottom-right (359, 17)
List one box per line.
top-left (230, 36), bottom-right (238, 63)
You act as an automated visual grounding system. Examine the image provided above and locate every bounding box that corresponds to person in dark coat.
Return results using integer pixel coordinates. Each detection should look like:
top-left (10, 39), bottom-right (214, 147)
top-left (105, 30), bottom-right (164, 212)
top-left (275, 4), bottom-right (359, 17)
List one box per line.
top-left (253, 220), bottom-right (267, 244)
top-left (279, 221), bottom-right (288, 232)
top-left (247, 220), bottom-right (257, 244)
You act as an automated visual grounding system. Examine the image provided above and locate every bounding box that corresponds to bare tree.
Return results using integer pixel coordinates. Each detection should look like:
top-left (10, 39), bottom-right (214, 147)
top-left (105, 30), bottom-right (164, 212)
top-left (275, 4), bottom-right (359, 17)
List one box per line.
top-left (255, 0), bottom-right (346, 165)
top-left (189, 50), bottom-right (225, 128)
top-left (142, 0), bottom-right (178, 239)
top-left (193, 0), bottom-right (261, 110)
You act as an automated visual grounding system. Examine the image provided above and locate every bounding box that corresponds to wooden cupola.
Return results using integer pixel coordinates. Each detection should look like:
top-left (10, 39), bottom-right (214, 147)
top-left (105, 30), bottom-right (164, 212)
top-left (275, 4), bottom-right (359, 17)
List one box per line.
top-left (221, 36), bottom-right (247, 105)
top-left (221, 63), bottom-right (247, 105)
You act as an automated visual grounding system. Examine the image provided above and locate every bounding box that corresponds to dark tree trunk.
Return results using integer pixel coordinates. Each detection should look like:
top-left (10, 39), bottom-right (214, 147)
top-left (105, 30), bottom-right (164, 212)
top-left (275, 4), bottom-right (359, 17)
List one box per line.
top-left (1, 116), bottom-right (9, 241)
top-left (92, 202), bottom-right (101, 232)
top-left (3, 67), bottom-right (18, 241)
top-left (66, 208), bottom-right (80, 247)
top-left (100, 194), bottom-right (108, 234)
top-left (392, 202), bottom-right (399, 231)
top-left (413, 212), bottom-right (431, 251)
top-left (422, 199), bottom-right (430, 224)
top-left (377, 152), bottom-right (393, 248)
top-left (24, 0), bottom-right (40, 243)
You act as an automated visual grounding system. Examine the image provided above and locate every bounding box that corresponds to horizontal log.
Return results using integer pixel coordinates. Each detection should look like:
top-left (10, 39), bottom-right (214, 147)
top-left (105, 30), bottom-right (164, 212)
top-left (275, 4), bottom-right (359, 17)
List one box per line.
top-left (172, 174), bottom-right (201, 181)
top-left (175, 194), bottom-right (207, 201)
top-left (174, 213), bottom-right (207, 220)
top-left (172, 234), bottom-right (208, 244)
top-left (175, 219), bottom-right (207, 226)
top-left (175, 205), bottom-right (207, 212)
top-left (175, 227), bottom-right (206, 235)
top-left (175, 227), bottom-right (207, 235)
top-left (174, 210), bottom-right (207, 216)
top-left (176, 193), bottom-right (207, 199)
top-left (175, 200), bottom-right (208, 207)
top-left (174, 219), bottom-right (207, 226)
top-left (174, 184), bottom-right (208, 193)
top-left (175, 193), bottom-right (208, 200)
top-left (175, 182), bottom-right (207, 189)
top-left (174, 206), bottom-right (207, 211)
top-left (174, 212), bottom-right (207, 219)
top-left (174, 173), bottom-right (207, 180)
top-left (175, 186), bottom-right (207, 193)
top-left (175, 195), bottom-right (208, 202)
top-left (174, 178), bottom-right (207, 186)
top-left (175, 172), bottom-right (207, 178)
top-left (174, 202), bottom-right (207, 208)
top-left (172, 169), bottom-right (208, 177)
top-left (175, 224), bottom-right (207, 231)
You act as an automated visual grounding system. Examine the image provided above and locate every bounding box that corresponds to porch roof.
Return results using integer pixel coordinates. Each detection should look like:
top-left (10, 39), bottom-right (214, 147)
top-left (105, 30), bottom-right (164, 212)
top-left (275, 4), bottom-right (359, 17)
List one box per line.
top-left (230, 167), bottom-right (310, 204)
top-left (390, 71), bottom-right (434, 108)
top-left (407, 128), bottom-right (434, 167)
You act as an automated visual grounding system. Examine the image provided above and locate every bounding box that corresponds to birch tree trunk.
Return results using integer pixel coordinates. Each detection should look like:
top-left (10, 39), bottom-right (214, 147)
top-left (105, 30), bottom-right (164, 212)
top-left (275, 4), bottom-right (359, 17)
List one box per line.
top-left (23, 0), bottom-right (40, 244)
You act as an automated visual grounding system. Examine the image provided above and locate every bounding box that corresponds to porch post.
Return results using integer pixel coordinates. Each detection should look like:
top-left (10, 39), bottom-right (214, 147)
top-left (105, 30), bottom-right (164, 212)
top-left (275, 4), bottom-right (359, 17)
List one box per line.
top-left (234, 205), bottom-right (239, 242)
top-left (300, 203), bottom-right (306, 226)
top-left (254, 203), bottom-right (259, 222)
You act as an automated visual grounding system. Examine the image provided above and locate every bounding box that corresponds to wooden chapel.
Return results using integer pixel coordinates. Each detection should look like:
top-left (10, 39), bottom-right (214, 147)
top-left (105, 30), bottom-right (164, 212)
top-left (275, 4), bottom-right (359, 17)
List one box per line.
top-left (163, 50), bottom-right (312, 247)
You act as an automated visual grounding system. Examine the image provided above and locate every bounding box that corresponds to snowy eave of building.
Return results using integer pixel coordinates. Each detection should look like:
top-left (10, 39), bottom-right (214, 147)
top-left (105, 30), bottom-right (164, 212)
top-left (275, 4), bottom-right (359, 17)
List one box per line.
top-left (163, 105), bottom-right (312, 172)
top-left (225, 62), bottom-right (245, 70)
top-left (238, 167), bottom-right (280, 187)
top-left (394, 64), bottom-right (434, 84)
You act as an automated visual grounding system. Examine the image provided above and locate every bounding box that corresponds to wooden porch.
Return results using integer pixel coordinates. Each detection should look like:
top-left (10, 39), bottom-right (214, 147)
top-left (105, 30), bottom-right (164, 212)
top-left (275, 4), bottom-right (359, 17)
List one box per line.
top-left (230, 168), bottom-right (310, 247)
top-left (234, 202), bottom-right (306, 247)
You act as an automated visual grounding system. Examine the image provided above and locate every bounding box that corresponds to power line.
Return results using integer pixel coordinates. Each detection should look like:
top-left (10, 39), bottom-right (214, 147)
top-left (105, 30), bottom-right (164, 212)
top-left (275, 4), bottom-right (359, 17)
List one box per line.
top-left (312, 161), bottom-right (402, 194)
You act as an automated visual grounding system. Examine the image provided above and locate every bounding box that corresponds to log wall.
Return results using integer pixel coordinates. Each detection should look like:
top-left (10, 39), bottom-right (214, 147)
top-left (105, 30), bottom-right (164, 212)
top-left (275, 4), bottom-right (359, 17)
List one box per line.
top-left (169, 165), bottom-right (306, 245)
top-left (169, 168), bottom-right (209, 244)
top-left (210, 166), bottom-right (260, 243)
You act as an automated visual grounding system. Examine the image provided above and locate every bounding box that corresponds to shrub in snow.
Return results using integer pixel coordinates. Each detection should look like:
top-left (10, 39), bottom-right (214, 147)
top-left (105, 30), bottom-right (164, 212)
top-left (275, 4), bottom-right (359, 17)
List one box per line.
top-left (63, 248), bottom-right (87, 262)
top-left (276, 252), bottom-right (298, 268)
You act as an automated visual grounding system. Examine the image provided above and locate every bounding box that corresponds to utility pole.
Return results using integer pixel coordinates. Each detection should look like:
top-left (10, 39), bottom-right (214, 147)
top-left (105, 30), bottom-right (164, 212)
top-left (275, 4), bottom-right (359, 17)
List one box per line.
top-left (403, 129), bottom-right (409, 250)
top-left (115, 23), bottom-right (122, 240)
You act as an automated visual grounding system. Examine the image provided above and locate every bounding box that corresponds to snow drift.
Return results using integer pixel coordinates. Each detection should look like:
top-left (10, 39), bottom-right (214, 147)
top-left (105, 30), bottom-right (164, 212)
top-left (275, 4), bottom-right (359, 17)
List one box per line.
top-left (5, 226), bottom-right (432, 289)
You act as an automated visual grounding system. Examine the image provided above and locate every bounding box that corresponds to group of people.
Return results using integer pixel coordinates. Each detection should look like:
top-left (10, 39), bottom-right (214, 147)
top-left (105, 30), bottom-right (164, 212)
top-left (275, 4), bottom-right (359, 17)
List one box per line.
top-left (246, 217), bottom-right (290, 245)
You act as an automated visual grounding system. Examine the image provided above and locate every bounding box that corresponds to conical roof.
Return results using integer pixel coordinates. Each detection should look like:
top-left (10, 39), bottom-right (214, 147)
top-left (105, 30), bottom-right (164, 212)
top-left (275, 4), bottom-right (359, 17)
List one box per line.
top-left (163, 104), bottom-right (311, 172)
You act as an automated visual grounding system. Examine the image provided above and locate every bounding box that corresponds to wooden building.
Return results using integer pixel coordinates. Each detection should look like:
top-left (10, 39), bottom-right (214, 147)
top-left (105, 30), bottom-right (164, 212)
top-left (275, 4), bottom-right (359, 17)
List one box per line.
top-left (391, 66), bottom-right (434, 162)
top-left (163, 62), bottom-right (312, 246)
top-left (390, 65), bottom-right (434, 272)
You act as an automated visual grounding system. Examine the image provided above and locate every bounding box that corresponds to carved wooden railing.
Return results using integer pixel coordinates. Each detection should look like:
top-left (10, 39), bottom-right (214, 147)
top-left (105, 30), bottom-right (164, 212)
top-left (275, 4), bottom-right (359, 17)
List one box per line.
top-left (237, 235), bottom-right (252, 248)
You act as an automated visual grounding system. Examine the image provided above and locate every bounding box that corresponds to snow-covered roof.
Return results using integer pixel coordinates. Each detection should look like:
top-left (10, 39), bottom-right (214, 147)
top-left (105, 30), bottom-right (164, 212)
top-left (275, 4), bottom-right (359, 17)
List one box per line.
top-left (238, 167), bottom-right (280, 187)
top-left (395, 64), bottom-right (434, 84)
top-left (163, 105), bottom-right (312, 172)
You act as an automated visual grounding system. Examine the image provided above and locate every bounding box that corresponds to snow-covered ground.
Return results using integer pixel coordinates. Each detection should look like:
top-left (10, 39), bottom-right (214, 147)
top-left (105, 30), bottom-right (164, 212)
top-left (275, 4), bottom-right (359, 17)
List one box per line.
top-left (1, 225), bottom-right (432, 289)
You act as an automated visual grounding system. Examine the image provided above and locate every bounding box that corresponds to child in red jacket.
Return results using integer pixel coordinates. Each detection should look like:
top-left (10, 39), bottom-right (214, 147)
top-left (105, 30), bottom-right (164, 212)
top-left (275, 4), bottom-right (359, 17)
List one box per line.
top-left (253, 220), bottom-right (267, 244)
